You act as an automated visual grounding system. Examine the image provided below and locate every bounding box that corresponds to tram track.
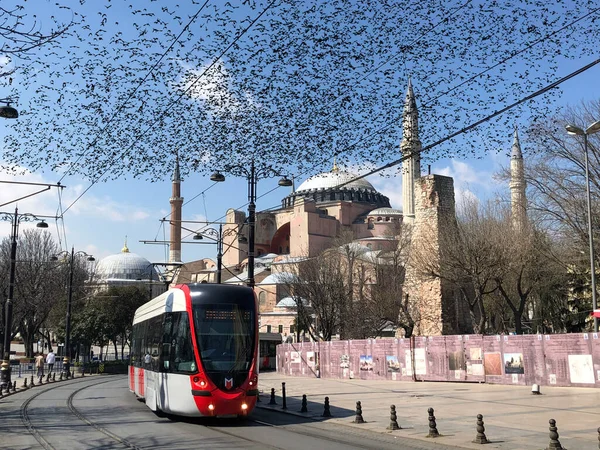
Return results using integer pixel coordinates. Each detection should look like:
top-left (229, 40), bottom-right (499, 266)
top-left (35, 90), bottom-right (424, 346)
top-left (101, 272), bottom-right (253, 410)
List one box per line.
top-left (20, 376), bottom-right (138, 450)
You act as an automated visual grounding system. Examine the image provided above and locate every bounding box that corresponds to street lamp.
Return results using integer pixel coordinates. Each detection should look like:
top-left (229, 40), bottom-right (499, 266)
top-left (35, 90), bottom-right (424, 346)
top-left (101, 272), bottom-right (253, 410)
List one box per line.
top-left (193, 224), bottom-right (245, 284)
top-left (0, 207), bottom-right (48, 388)
top-left (51, 247), bottom-right (95, 378)
top-left (0, 97), bottom-right (18, 119)
top-left (566, 119), bottom-right (600, 332)
top-left (210, 161), bottom-right (292, 288)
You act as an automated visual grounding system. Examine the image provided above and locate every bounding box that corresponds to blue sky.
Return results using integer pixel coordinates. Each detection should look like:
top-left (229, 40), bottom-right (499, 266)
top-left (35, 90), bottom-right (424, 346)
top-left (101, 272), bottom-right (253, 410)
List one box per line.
top-left (1, 1), bottom-right (600, 268)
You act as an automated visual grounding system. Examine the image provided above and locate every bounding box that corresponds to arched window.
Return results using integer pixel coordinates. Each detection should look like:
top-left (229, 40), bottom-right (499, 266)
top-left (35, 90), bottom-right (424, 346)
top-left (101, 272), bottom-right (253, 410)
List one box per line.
top-left (368, 219), bottom-right (374, 229)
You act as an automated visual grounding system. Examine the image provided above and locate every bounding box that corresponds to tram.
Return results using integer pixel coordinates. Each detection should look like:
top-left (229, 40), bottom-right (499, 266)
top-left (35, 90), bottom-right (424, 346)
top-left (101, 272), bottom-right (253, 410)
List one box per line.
top-left (129, 284), bottom-right (259, 417)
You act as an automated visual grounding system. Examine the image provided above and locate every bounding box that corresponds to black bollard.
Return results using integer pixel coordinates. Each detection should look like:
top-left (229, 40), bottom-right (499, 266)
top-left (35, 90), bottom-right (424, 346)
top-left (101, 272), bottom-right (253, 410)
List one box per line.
top-left (545, 419), bottom-right (563, 450)
top-left (23, 377), bottom-right (28, 389)
top-left (281, 382), bottom-right (287, 410)
top-left (473, 414), bottom-right (490, 444)
top-left (59, 372), bottom-right (63, 381)
top-left (52, 373), bottom-right (56, 382)
top-left (387, 405), bottom-right (401, 430)
top-left (46, 373), bottom-right (51, 383)
top-left (269, 388), bottom-right (277, 405)
top-left (30, 375), bottom-right (35, 387)
top-left (353, 401), bottom-right (365, 424)
top-left (12, 381), bottom-right (16, 391)
top-left (427, 407), bottom-right (440, 438)
top-left (300, 394), bottom-right (308, 413)
top-left (322, 396), bottom-right (332, 417)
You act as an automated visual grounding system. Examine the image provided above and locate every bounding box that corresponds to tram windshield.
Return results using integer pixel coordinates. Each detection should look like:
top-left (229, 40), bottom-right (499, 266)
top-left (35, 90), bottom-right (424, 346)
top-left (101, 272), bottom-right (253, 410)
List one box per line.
top-left (193, 303), bottom-right (255, 373)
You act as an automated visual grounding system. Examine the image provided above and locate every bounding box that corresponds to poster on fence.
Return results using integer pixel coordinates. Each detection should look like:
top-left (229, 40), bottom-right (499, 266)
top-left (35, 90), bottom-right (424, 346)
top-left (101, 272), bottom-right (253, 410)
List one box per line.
top-left (386, 355), bottom-right (400, 373)
top-left (568, 354), bottom-right (595, 384)
top-left (503, 353), bottom-right (524, 374)
top-left (484, 352), bottom-right (503, 376)
top-left (359, 355), bottom-right (373, 371)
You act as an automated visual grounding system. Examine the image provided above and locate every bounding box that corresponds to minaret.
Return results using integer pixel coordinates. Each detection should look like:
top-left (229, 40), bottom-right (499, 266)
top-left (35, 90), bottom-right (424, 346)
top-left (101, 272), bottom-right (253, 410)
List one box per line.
top-left (401, 79), bottom-right (422, 224)
top-left (169, 153), bottom-right (183, 263)
top-left (510, 127), bottom-right (527, 231)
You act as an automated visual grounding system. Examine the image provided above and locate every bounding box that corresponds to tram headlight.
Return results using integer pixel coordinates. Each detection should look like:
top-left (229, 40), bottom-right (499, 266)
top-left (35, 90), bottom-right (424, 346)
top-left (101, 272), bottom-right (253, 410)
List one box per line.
top-left (249, 373), bottom-right (258, 386)
top-left (208, 404), bottom-right (215, 411)
top-left (241, 403), bottom-right (248, 410)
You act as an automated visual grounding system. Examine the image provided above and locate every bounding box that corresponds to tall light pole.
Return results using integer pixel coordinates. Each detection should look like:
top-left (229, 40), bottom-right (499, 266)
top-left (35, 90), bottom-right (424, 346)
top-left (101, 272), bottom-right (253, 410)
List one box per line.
top-left (52, 247), bottom-right (95, 378)
top-left (210, 161), bottom-right (292, 288)
top-left (0, 208), bottom-right (48, 388)
top-left (566, 119), bottom-right (600, 332)
top-left (193, 223), bottom-right (246, 284)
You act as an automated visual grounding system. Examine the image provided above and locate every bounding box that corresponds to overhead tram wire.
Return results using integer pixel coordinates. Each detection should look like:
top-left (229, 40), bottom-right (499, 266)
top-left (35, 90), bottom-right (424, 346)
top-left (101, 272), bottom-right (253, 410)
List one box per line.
top-left (330, 58), bottom-right (600, 190)
top-left (61, 0), bottom-right (278, 217)
top-left (57, 1), bottom-right (212, 185)
top-left (290, 4), bottom-right (600, 182)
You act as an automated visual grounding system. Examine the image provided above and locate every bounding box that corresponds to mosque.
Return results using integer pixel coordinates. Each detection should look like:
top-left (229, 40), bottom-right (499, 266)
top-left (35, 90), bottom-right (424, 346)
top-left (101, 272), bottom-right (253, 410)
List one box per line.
top-left (95, 80), bottom-right (527, 340)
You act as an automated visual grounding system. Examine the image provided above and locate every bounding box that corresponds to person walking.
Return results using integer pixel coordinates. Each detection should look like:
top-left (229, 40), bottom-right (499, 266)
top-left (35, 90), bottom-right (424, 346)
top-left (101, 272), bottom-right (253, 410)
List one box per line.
top-left (46, 349), bottom-right (56, 374)
top-left (35, 352), bottom-right (45, 382)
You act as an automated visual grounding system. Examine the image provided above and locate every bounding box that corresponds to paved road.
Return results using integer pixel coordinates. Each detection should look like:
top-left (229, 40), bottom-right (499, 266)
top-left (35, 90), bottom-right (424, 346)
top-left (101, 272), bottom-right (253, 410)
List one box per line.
top-left (0, 375), bottom-right (464, 450)
top-left (257, 371), bottom-right (600, 449)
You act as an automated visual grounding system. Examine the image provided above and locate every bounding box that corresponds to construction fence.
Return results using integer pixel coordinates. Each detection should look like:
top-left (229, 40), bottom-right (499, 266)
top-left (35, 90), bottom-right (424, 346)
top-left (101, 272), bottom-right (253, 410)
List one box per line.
top-left (276, 332), bottom-right (600, 388)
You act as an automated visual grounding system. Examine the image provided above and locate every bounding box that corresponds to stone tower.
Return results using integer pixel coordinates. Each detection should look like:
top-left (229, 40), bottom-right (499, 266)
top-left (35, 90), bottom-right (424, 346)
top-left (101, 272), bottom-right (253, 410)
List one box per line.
top-left (169, 153), bottom-right (183, 263)
top-left (403, 175), bottom-right (472, 336)
top-left (510, 127), bottom-right (527, 231)
top-left (401, 79), bottom-right (422, 225)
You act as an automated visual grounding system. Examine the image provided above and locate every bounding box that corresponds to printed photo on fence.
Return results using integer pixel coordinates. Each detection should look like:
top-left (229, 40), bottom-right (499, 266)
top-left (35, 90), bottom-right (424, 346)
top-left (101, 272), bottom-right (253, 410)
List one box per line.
top-left (568, 354), bottom-right (595, 384)
top-left (448, 350), bottom-right (466, 371)
top-left (469, 347), bottom-right (483, 361)
top-left (386, 355), bottom-right (400, 373)
top-left (290, 351), bottom-right (301, 364)
top-left (340, 354), bottom-right (350, 368)
top-left (503, 353), bottom-right (525, 374)
top-left (359, 355), bottom-right (373, 371)
top-left (484, 352), bottom-right (503, 376)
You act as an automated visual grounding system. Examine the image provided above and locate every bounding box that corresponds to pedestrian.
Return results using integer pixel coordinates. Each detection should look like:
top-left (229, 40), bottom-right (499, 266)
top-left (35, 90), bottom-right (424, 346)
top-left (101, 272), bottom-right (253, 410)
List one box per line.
top-left (35, 352), bottom-right (45, 381)
top-left (46, 349), bottom-right (56, 374)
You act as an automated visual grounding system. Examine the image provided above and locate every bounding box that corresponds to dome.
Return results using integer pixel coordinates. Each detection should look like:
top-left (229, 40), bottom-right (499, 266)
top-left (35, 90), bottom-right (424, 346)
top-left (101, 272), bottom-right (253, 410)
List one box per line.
top-left (368, 207), bottom-right (403, 216)
top-left (95, 243), bottom-right (156, 281)
top-left (296, 170), bottom-right (376, 193)
top-left (276, 296), bottom-right (308, 308)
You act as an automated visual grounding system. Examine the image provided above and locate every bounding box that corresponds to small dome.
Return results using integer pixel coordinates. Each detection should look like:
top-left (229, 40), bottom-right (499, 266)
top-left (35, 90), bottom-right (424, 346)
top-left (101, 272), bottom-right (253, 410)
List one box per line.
top-left (276, 296), bottom-right (308, 308)
top-left (258, 271), bottom-right (297, 285)
top-left (368, 207), bottom-right (403, 216)
top-left (296, 169), bottom-right (376, 192)
top-left (95, 249), bottom-right (156, 281)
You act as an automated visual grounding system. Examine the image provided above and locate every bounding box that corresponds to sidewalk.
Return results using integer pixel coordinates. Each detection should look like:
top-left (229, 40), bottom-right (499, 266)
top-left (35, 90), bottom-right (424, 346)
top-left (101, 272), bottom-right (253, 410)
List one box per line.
top-left (258, 372), bottom-right (600, 449)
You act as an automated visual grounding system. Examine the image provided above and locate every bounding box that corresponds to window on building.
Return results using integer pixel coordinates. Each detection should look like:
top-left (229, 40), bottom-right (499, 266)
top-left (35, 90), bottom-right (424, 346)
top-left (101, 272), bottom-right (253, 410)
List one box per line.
top-left (367, 219), bottom-right (374, 230)
top-left (278, 325), bottom-right (283, 334)
top-left (267, 325), bottom-right (272, 333)
top-left (290, 325), bottom-right (295, 334)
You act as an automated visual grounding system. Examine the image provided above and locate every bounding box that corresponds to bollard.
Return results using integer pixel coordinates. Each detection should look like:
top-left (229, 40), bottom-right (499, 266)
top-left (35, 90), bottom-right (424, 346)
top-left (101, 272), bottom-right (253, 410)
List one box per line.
top-left (269, 388), bottom-right (277, 405)
top-left (30, 375), bottom-right (35, 387)
top-left (12, 380), bottom-right (16, 391)
top-left (427, 407), bottom-right (440, 438)
top-left (353, 401), bottom-right (365, 424)
top-left (300, 394), bottom-right (308, 413)
top-left (59, 372), bottom-right (63, 381)
top-left (46, 373), bottom-right (51, 383)
top-left (473, 414), bottom-right (490, 444)
top-left (23, 377), bottom-right (28, 389)
top-left (545, 419), bottom-right (564, 450)
top-left (387, 405), bottom-right (401, 430)
top-left (322, 396), bottom-right (332, 417)
top-left (0, 386), bottom-right (3, 398)
top-left (71, 370), bottom-right (75, 379)
top-left (281, 382), bottom-right (287, 410)
top-left (52, 373), bottom-right (56, 382)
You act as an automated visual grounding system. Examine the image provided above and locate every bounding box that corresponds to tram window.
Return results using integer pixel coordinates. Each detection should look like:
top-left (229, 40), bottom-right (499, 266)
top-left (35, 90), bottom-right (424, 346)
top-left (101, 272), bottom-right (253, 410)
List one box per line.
top-left (167, 312), bottom-right (196, 374)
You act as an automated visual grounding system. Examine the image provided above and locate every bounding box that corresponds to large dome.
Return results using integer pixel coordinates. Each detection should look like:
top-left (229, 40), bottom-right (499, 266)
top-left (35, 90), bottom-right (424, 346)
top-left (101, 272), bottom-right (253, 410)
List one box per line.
top-left (296, 170), bottom-right (376, 193)
top-left (95, 244), bottom-right (155, 281)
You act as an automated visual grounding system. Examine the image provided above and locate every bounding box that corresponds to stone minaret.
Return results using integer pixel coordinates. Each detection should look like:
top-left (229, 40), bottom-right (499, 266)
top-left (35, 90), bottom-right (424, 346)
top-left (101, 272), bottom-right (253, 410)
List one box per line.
top-left (169, 153), bottom-right (183, 263)
top-left (510, 127), bottom-right (527, 231)
top-left (401, 79), bottom-right (422, 224)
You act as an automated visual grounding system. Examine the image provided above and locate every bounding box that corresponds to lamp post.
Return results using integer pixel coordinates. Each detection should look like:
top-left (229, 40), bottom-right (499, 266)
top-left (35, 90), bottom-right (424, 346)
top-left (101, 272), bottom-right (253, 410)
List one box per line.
top-left (210, 160), bottom-right (292, 288)
top-left (0, 207), bottom-right (48, 388)
top-left (52, 247), bottom-right (95, 378)
top-left (193, 224), bottom-right (246, 284)
top-left (566, 119), bottom-right (600, 332)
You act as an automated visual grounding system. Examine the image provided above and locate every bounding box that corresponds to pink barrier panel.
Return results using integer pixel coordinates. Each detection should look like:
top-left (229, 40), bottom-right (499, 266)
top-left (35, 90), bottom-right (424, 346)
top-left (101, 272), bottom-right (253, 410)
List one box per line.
top-left (276, 332), bottom-right (600, 388)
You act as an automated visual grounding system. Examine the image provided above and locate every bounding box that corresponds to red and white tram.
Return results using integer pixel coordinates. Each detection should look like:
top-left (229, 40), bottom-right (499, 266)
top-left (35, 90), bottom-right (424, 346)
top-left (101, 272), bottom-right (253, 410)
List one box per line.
top-left (129, 284), bottom-right (259, 417)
